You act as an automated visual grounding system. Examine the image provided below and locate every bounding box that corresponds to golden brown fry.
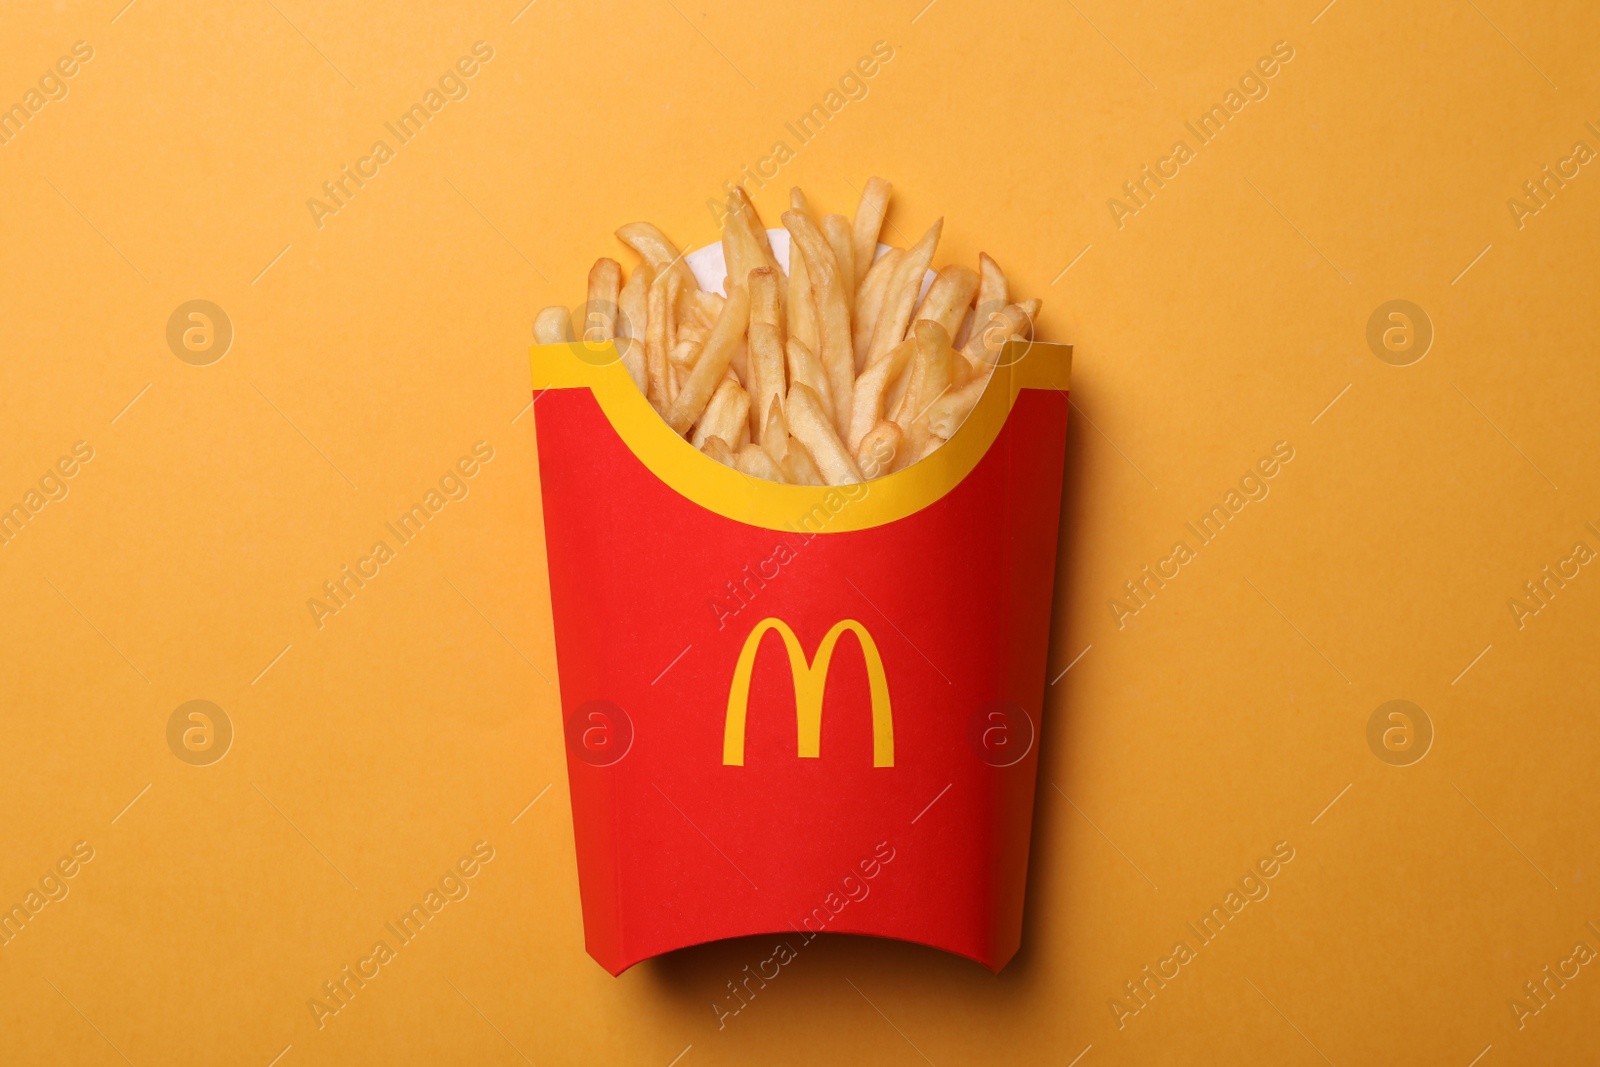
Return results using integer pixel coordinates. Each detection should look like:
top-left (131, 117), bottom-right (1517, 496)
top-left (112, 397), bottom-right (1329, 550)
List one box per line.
top-left (618, 262), bottom-right (650, 341)
top-left (731, 187), bottom-right (781, 268)
top-left (616, 221), bottom-right (698, 292)
top-left (913, 264), bottom-right (978, 344)
top-left (850, 176), bottom-right (892, 288)
top-left (866, 218), bottom-right (942, 365)
top-left (821, 214), bottom-right (856, 313)
top-left (785, 242), bottom-right (819, 354)
top-left (784, 338), bottom-right (833, 423)
top-left (533, 306), bottom-right (573, 344)
top-left (678, 288), bottom-right (725, 329)
top-left (747, 268), bottom-right (787, 445)
top-left (582, 258), bottom-right (622, 343)
top-left (665, 284), bottom-right (751, 434)
top-left (787, 382), bottom-right (863, 486)
top-left (645, 269), bottom-right (681, 411)
top-left (783, 188), bottom-right (818, 360)
top-left (853, 247), bottom-right (904, 372)
top-left (721, 196), bottom-right (765, 300)
top-left (856, 420), bottom-right (904, 479)
top-left (976, 252), bottom-right (1009, 312)
top-left (782, 210), bottom-right (855, 438)
top-left (616, 261), bottom-right (650, 393)
top-left (691, 377), bottom-right (752, 449)
top-left (961, 252), bottom-right (1008, 349)
top-left (669, 339), bottom-right (700, 369)
top-left (780, 442), bottom-right (827, 486)
top-left (734, 443), bottom-right (786, 482)
top-left (702, 436), bottom-right (737, 468)
top-left (905, 431), bottom-right (943, 467)
top-left (760, 403), bottom-right (790, 464)
top-left (961, 302), bottom-right (1033, 366)
top-left (894, 322), bottom-right (956, 459)
top-left (847, 336), bottom-right (914, 451)
top-left (926, 375), bottom-right (989, 438)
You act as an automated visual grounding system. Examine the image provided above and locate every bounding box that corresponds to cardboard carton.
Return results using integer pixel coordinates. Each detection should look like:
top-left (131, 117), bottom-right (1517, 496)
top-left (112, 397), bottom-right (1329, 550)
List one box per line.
top-left (530, 326), bottom-right (1070, 975)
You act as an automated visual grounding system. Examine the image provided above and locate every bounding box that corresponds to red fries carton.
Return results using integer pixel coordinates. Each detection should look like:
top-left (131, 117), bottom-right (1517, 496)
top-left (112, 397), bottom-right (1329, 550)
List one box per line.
top-left (531, 337), bottom-right (1071, 974)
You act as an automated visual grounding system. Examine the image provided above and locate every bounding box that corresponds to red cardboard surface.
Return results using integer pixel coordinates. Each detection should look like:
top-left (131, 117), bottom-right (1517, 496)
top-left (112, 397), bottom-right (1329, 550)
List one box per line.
top-left (535, 382), bottom-right (1069, 974)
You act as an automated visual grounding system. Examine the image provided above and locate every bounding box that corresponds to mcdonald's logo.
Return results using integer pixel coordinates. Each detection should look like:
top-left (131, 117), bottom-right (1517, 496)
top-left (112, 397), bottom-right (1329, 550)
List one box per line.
top-left (723, 618), bottom-right (894, 767)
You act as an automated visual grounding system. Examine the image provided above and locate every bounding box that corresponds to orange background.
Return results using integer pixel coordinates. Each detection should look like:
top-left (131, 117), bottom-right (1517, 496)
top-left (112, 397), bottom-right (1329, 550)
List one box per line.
top-left (2, 0), bottom-right (1597, 1063)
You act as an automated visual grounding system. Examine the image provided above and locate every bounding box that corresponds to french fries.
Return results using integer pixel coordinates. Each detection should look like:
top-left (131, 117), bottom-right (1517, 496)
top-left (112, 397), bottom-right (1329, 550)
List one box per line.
top-left (536, 177), bottom-right (1047, 484)
top-left (782, 210), bottom-right (855, 437)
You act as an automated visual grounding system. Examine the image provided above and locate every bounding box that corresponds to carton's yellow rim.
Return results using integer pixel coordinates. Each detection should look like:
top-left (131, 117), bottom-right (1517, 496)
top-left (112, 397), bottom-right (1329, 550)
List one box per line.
top-left (528, 341), bottom-right (1071, 532)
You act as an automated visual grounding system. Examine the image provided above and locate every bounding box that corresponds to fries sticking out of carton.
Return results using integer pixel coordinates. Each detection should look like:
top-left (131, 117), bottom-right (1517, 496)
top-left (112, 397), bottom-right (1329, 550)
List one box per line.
top-left (535, 178), bottom-right (1042, 485)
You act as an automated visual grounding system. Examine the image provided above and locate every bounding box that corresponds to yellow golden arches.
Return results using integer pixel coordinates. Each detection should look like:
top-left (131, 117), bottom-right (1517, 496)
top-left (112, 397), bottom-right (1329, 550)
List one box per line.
top-left (723, 618), bottom-right (894, 768)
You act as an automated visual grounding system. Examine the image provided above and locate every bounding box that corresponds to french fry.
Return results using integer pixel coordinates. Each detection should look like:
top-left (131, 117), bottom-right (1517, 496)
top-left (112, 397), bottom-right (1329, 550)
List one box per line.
top-left (962, 302), bottom-right (1033, 366)
top-left (702, 436), bottom-right (737, 468)
top-left (894, 322), bottom-right (956, 462)
top-left (821, 214), bottom-right (856, 314)
top-left (866, 218), bottom-right (943, 366)
top-left (616, 264), bottom-right (651, 391)
top-left (679, 289), bottom-right (725, 329)
top-left (960, 252), bottom-right (1008, 349)
top-left (583, 258), bottom-right (622, 343)
top-left (760, 403), bottom-right (790, 464)
top-left (669, 339), bottom-right (700, 369)
top-left (782, 210), bottom-right (855, 439)
top-left (722, 190), bottom-right (773, 300)
top-left (925, 375), bottom-right (989, 438)
top-left (784, 189), bottom-right (819, 355)
top-left (665, 284), bottom-right (751, 435)
top-left (746, 268), bottom-right (787, 443)
top-left (850, 176), bottom-right (892, 287)
top-left (884, 351), bottom-right (915, 424)
top-left (784, 338), bottom-right (833, 424)
top-left (856, 420), bottom-right (903, 479)
top-left (616, 221), bottom-right (697, 292)
top-left (731, 187), bottom-right (781, 270)
top-left (645, 268), bottom-right (681, 411)
top-left (847, 336), bottom-right (914, 452)
top-left (913, 264), bottom-right (978, 343)
top-left (787, 382), bottom-right (863, 486)
top-left (906, 431), bottom-right (943, 466)
top-left (734, 443), bottom-right (786, 482)
top-left (854, 247), bottom-right (904, 372)
top-left (786, 243), bottom-right (819, 354)
top-left (618, 263), bottom-right (649, 340)
top-left (534, 306), bottom-right (574, 344)
top-left (781, 441), bottom-right (827, 486)
top-left (691, 377), bottom-right (752, 449)
top-left (976, 252), bottom-right (1009, 312)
